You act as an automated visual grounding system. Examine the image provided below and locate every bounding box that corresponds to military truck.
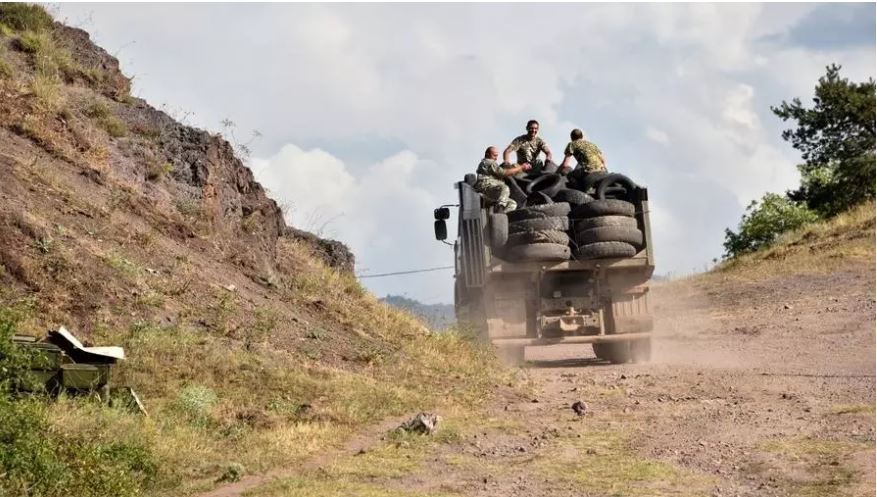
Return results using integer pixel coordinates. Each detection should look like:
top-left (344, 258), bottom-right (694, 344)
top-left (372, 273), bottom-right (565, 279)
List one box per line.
top-left (434, 170), bottom-right (655, 364)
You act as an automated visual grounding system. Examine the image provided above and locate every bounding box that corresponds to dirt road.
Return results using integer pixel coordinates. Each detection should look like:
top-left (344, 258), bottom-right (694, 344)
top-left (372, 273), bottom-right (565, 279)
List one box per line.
top-left (215, 265), bottom-right (876, 497)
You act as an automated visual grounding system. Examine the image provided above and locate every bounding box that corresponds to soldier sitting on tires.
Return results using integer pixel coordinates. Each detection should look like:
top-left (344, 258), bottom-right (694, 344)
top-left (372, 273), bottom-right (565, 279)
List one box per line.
top-left (560, 128), bottom-right (606, 189)
top-left (475, 146), bottom-right (531, 213)
top-left (503, 119), bottom-right (554, 176)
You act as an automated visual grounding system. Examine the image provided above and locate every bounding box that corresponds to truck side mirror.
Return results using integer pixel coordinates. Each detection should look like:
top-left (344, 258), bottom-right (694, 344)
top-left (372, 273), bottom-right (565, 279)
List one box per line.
top-left (434, 207), bottom-right (450, 220)
top-left (434, 220), bottom-right (447, 240)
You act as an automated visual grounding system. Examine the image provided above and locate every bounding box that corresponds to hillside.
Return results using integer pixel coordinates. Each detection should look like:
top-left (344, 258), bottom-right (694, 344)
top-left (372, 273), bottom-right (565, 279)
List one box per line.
top-left (381, 295), bottom-right (456, 331)
top-left (0, 6), bottom-right (504, 497)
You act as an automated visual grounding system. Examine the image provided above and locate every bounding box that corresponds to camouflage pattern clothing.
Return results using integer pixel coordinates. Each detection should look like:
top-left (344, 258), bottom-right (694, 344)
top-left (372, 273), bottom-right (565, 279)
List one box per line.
top-left (508, 134), bottom-right (548, 165)
top-left (564, 138), bottom-right (605, 173)
top-left (474, 158), bottom-right (517, 213)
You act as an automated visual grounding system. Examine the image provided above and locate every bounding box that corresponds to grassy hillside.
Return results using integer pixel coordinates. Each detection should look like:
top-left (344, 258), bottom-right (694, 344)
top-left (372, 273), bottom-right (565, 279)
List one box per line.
top-left (0, 5), bottom-right (505, 496)
top-left (715, 201), bottom-right (875, 279)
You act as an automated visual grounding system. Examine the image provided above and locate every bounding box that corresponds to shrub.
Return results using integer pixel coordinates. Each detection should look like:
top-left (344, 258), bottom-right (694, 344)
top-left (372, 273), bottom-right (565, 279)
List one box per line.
top-left (723, 193), bottom-right (819, 258)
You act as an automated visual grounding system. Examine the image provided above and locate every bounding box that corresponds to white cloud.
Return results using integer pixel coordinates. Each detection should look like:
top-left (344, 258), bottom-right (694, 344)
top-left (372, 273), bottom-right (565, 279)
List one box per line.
top-left (646, 127), bottom-right (670, 145)
top-left (55, 3), bottom-right (875, 302)
top-left (722, 84), bottom-right (760, 130)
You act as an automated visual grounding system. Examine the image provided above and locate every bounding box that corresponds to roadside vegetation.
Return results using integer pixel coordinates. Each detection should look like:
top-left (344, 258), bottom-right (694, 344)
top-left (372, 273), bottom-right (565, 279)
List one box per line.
top-left (0, 5), bottom-right (509, 497)
top-left (723, 65), bottom-right (875, 260)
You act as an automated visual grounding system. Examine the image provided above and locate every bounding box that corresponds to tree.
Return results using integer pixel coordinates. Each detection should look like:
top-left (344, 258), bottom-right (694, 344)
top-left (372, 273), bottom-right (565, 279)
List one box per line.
top-left (723, 193), bottom-right (819, 258)
top-left (772, 64), bottom-right (876, 216)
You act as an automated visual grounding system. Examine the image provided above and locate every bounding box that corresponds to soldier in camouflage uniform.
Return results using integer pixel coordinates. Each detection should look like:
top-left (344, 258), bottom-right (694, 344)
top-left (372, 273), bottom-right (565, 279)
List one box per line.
top-left (503, 120), bottom-right (554, 175)
top-left (474, 146), bottom-right (531, 213)
top-left (560, 128), bottom-right (606, 174)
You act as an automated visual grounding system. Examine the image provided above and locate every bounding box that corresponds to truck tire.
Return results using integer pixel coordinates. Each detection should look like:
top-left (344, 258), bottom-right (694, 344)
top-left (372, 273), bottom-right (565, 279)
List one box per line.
top-left (489, 213), bottom-right (508, 249)
top-left (525, 173), bottom-right (565, 197)
top-left (507, 203), bottom-right (571, 222)
top-left (574, 241), bottom-right (637, 260)
top-left (574, 215), bottom-right (637, 231)
top-left (592, 343), bottom-right (631, 364)
top-left (575, 226), bottom-right (643, 248)
top-left (508, 217), bottom-right (569, 234)
top-left (571, 199), bottom-right (635, 218)
top-left (552, 188), bottom-right (592, 205)
top-left (505, 243), bottom-right (571, 262)
top-left (579, 171), bottom-right (610, 193)
top-left (506, 229), bottom-right (569, 247)
top-left (524, 191), bottom-right (554, 207)
top-left (595, 173), bottom-right (638, 199)
top-left (506, 177), bottom-right (528, 206)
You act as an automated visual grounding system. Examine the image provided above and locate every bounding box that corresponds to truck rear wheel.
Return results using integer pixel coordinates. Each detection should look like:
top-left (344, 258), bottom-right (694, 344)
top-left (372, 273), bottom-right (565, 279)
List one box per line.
top-left (592, 342), bottom-right (631, 364)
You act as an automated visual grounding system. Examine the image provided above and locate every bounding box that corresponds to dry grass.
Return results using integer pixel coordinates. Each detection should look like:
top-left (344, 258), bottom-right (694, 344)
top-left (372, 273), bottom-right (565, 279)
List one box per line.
top-left (714, 202), bottom-right (874, 281)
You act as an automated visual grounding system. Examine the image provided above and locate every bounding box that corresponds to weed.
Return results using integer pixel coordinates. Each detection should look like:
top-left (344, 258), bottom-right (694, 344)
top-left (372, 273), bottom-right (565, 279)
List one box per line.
top-left (104, 252), bottom-right (139, 276)
top-left (30, 71), bottom-right (65, 113)
top-left (145, 160), bottom-right (172, 181)
top-left (174, 385), bottom-right (218, 427)
top-left (33, 236), bottom-right (53, 253)
top-left (0, 58), bottom-right (11, 79)
top-left (100, 115), bottom-right (127, 137)
top-left (758, 438), bottom-right (870, 497)
top-left (217, 462), bottom-right (245, 483)
top-left (175, 197), bottom-right (204, 219)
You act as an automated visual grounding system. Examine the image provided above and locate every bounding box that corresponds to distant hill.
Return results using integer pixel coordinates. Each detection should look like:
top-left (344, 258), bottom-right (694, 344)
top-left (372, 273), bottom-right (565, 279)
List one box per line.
top-left (381, 295), bottom-right (456, 331)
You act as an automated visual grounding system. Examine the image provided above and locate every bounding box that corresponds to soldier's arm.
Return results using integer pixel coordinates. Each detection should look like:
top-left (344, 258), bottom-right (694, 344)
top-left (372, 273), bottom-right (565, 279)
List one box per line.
top-left (502, 143), bottom-right (516, 165)
top-left (560, 152), bottom-right (573, 170)
top-left (542, 142), bottom-right (554, 163)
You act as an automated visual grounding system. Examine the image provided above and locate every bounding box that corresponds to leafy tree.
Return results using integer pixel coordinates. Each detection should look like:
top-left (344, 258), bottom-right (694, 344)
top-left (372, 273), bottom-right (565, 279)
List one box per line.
top-left (723, 193), bottom-right (819, 258)
top-left (772, 64), bottom-right (876, 216)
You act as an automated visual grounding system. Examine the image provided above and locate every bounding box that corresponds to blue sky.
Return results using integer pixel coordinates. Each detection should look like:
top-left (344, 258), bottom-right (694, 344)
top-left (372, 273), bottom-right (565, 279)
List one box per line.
top-left (55, 3), bottom-right (875, 304)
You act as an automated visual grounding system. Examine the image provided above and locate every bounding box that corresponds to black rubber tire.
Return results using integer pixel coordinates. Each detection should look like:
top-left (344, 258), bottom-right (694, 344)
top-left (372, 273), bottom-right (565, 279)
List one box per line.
top-left (505, 177), bottom-right (528, 206)
top-left (553, 188), bottom-right (593, 205)
top-left (574, 215), bottom-right (638, 232)
top-left (524, 191), bottom-right (554, 207)
top-left (525, 173), bottom-right (565, 197)
top-left (595, 173), bottom-right (638, 200)
top-left (508, 217), bottom-right (569, 234)
top-left (489, 213), bottom-right (508, 249)
top-left (571, 199), bottom-right (635, 218)
top-left (579, 171), bottom-right (610, 193)
top-left (542, 160), bottom-right (559, 174)
top-left (574, 241), bottom-right (637, 260)
top-left (505, 243), bottom-right (571, 262)
top-left (464, 173), bottom-right (477, 186)
top-left (592, 343), bottom-right (631, 364)
top-left (602, 186), bottom-right (631, 200)
top-left (507, 203), bottom-right (571, 222)
top-left (506, 229), bottom-right (569, 247)
top-left (576, 226), bottom-right (643, 247)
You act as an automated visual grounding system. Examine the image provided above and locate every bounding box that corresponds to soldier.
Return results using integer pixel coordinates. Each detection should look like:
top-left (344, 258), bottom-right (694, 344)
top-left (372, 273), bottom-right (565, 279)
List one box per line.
top-left (560, 128), bottom-right (606, 174)
top-left (503, 119), bottom-right (553, 175)
top-left (475, 146), bottom-right (531, 213)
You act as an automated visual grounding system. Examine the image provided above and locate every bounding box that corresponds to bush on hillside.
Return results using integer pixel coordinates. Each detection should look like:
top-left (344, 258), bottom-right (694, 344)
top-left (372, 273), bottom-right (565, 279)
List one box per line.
top-left (723, 193), bottom-right (819, 258)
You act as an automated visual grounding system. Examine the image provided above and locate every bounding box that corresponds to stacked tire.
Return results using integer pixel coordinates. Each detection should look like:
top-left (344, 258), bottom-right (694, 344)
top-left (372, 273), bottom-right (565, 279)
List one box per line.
top-left (570, 199), bottom-right (643, 260)
top-left (503, 203), bottom-right (571, 262)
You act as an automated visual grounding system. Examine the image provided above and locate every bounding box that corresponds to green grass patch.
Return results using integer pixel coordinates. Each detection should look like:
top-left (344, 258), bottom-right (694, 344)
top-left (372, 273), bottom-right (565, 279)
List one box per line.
top-left (758, 437), bottom-right (872, 497)
top-left (0, 3), bottom-right (54, 33)
top-left (537, 428), bottom-right (713, 497)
